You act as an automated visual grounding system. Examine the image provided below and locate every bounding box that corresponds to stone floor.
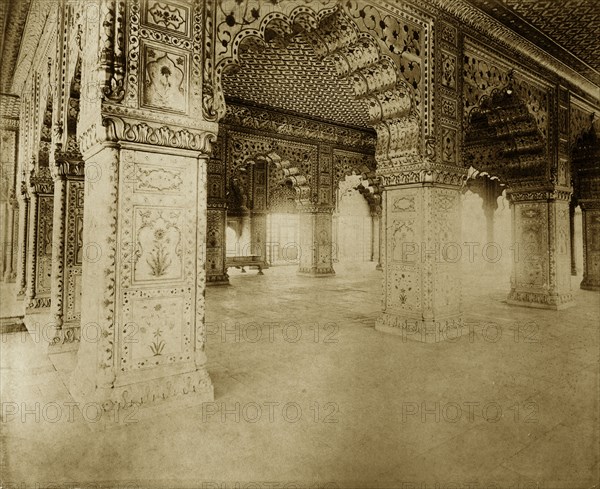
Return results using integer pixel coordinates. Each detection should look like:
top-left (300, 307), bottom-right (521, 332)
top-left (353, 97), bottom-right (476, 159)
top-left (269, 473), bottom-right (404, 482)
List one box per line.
top-left (1, 263), bottom-right (598, 489)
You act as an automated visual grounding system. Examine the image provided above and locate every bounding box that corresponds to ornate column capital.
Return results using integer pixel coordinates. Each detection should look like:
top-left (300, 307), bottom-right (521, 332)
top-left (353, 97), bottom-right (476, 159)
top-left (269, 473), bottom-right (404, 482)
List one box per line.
top-left (506, 186), bottom-right (573, 203)
top-left (28, 166), bottom-right (54, 194)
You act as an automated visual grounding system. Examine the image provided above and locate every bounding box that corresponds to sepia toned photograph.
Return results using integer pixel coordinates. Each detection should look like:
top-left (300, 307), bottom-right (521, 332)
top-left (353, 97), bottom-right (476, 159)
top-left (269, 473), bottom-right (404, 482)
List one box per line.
top-left (0, 0), bottom-right (598, 488)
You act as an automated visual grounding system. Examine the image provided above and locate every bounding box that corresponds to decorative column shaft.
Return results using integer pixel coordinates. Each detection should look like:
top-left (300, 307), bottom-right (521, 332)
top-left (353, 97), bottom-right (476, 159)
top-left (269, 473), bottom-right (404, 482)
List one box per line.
top-left (16, 184), bottom-right (29, 298)
top-left (206, 201), bottom-right (229, 285)
top-left (49, 156), bottom-right (85, 348)
top-left (298, 206), bottom-right (335, 276)
top-left (506, 190), bottom-right (574, 309)
top-left (376, 174), bottom-right (464, 342)
top-left (2, 199), bottom-right (17, 281)
top-left (580, 201), bottom-right (600, 290)
top-left (70, 143), bottom-right (214, 422)
top-left (250, 211), bottom-right (268, 267)
top-left (6, 196), bottom-right (18, 282)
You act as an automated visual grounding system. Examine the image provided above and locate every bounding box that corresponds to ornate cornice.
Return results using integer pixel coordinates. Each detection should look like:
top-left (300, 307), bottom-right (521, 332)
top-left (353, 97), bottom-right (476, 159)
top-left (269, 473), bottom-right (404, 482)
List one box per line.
top-left (377, 159), bottom-right (468, 187)
top-left (80, 118), bottom-right (218, 156)
top-left (223, 102), bottom-right (376, 151)
top-left (431, 0), bottom-right (599, 102)
top-left (506, 188), bottom-right (572, 203)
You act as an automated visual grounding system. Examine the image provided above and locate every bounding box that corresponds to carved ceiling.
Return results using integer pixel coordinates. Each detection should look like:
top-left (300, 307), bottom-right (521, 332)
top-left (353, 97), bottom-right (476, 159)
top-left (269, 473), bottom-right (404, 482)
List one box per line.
top-left (222, 36), bottom-right (371, 129)
top-left (467, 0), bottom-right (600, 86)
top-left (0, 0), bottom-right (32, 93)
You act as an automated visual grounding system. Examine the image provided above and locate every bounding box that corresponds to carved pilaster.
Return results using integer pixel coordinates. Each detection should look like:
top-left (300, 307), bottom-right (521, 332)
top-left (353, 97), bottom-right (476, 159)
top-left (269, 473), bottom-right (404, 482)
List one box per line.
top-left (16, 182), bottom-right (29, 298)
top-left (25, 166), bottom-right (54, 311)
top-left (569, 201), bottom-right (578, 276)
top-left (298, 206), bottom-right (335, 276)
top-left (48, 155), bottom-right (85, 349)
top-left (206, 201), bottom-right (229, 285)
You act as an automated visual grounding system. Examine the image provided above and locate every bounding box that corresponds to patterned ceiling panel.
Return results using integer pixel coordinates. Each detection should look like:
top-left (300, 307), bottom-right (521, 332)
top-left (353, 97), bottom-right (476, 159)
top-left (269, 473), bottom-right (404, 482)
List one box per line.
top-left (468, 0), bottom-right (600, 85)
top-left (222, 37), bottom-right (371, 128)
top-left (0, 93), bottom-right (20, 119)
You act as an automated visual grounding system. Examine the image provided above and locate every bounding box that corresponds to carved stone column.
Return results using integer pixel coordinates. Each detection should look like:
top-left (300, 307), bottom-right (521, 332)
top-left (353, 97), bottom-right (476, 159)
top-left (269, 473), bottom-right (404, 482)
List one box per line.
top-left (67, 0), bottom-right (219, 421)
top-left (206, 201), bottom-right (229, 285)
top-left (48, 155), bottom-right (85, 349)
top-left (70, 141), bottom-right (215, 422)
top-left (506, 189), bottom-right (574, 309)
top-left (250, 211), bottom-right (268, 268)
top-left (375, 172), bottom-right (465, 342)
top-left (16, 181), bottom-right (29, 298)
top-left (580, 200), bottom-right (600, 291)
top-left (298, 206), bottom-right (335, 276)
top-left (25, 167), bottom-right (54, 312)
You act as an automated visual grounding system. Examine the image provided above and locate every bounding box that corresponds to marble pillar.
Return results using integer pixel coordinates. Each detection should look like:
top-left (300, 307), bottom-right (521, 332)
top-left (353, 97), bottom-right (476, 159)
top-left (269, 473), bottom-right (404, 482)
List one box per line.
top-left (69, 143), bottom-right (214, 423)
top-left (506, 191), bottom-right (574, 309)
top-left (206, 202), bottom-right (229, 285)
top-left (298, 207), bottom-right (335, 275)
top-left (376, 182), bottom-right (463, 342)
top-left (48, 155), bottom-right (85, 349)
top-left (580, 200), bottom-right (600, 290)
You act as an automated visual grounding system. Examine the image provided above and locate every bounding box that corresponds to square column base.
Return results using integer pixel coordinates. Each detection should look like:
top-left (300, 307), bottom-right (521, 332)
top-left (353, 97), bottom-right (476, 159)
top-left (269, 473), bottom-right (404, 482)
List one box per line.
top-left (68, 367), bottom-right (214, 431)
top-left (48, 323), bottom-right (81, 353)
top-left (206, 275), bottom-right (230, 286)
top-left (298, 266), bottom-right (335, 276)
top-left (506, 290), bottom-right (574, 310)
top-left (375, 312), bottom-right (465, 343)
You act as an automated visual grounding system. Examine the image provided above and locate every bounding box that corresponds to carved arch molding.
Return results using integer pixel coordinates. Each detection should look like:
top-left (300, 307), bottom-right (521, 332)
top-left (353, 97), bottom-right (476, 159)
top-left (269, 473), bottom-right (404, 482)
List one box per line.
top-left (202, 1), bottom-right (430, 164)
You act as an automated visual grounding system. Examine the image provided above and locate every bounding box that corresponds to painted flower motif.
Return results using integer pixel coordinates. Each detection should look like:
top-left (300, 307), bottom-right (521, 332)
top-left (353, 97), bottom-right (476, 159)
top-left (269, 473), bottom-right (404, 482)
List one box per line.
top-left (154, 304), bottom-right (162, 312)
top-left (154, 228), bottom-right (165, 240)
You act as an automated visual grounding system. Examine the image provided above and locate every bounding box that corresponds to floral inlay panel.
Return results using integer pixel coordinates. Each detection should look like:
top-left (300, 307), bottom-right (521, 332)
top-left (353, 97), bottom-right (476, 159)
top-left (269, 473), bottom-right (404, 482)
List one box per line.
top-left (133, 207), bottom-right (184, 283)
top-left (142, 42), bottom-right (189, 114)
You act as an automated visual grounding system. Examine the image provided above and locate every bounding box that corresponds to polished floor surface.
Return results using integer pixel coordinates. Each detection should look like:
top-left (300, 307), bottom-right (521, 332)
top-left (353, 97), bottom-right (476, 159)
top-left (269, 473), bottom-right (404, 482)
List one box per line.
top-left (1, 263), bottom-right (599, 488)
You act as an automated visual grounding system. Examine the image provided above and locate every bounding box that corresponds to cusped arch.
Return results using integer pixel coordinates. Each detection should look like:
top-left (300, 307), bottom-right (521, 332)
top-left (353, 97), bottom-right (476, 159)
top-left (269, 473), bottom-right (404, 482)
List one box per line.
top-left (250, 151), bottom-right (311, 206)
top-left (210, 4), bottom-right (421, 161)
top-left (464, 87), bottom-right (547, 186)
